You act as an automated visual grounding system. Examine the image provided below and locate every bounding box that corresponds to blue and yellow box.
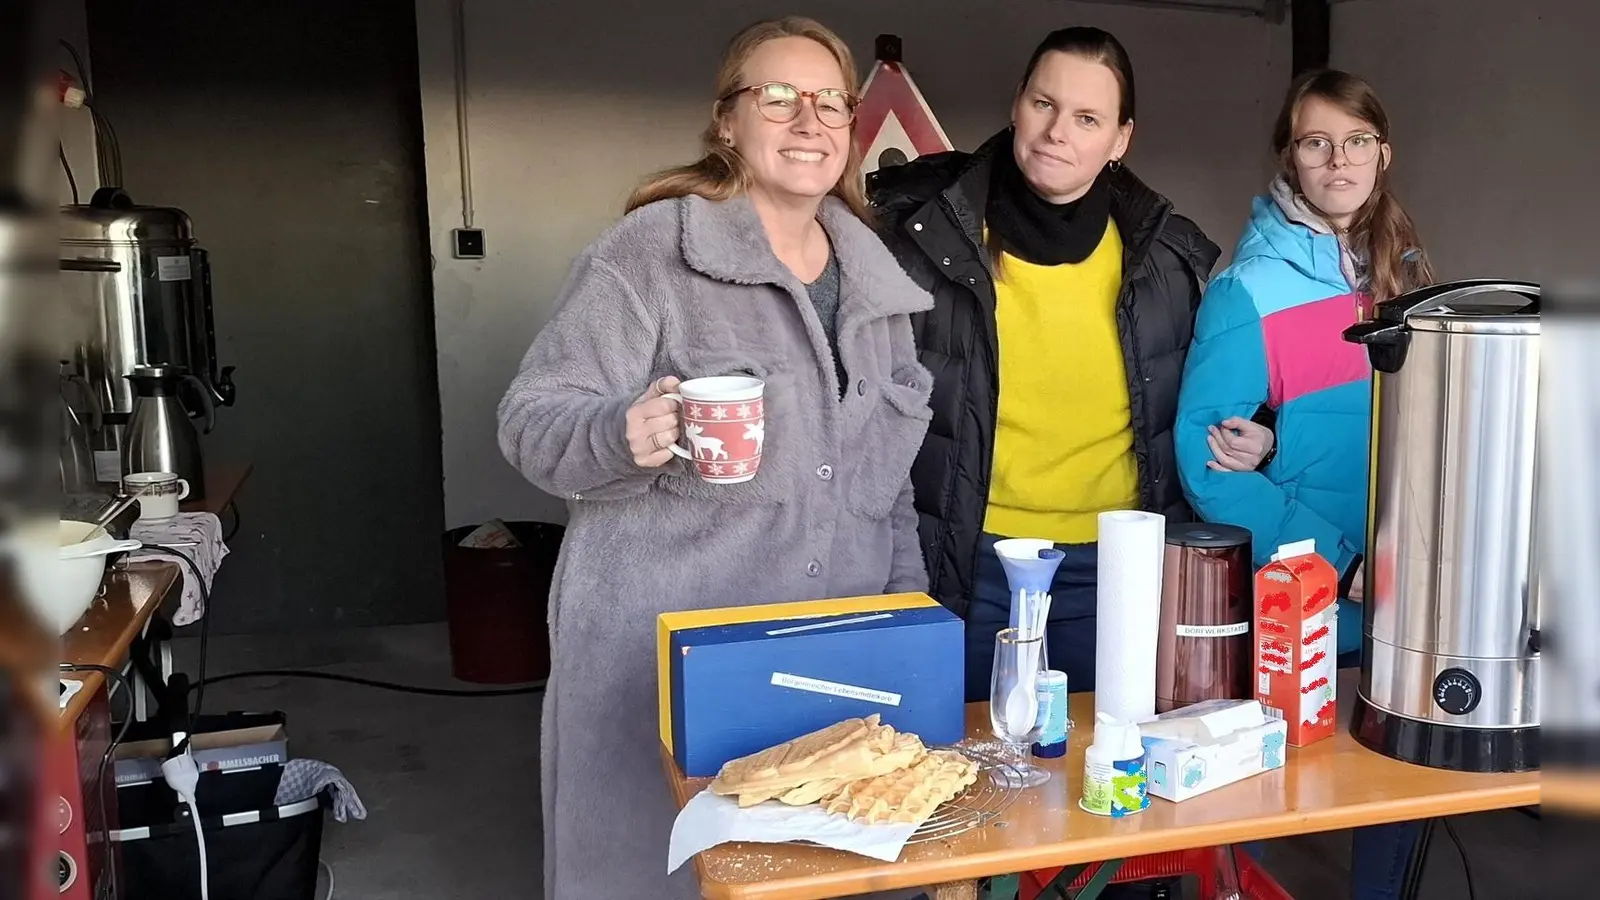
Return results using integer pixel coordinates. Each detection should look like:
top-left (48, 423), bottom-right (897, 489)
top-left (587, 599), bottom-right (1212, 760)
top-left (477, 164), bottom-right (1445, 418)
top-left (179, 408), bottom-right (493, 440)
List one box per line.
top-left (659, 593), bottom-right (965, 777)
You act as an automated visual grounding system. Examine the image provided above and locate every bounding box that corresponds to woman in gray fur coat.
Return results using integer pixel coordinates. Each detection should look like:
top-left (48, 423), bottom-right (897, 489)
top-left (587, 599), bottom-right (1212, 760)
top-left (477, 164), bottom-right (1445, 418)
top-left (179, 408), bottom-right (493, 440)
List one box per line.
top-left (497, 17), bottom-right (935, 899)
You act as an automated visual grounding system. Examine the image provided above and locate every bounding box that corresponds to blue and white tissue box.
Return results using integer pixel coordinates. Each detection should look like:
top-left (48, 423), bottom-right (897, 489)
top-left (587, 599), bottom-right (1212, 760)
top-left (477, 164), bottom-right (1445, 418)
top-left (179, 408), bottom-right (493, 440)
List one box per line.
top-left (658, 593), bottom-right (965, 778)
top-left (1141, 699), bottom-right (1288, 802)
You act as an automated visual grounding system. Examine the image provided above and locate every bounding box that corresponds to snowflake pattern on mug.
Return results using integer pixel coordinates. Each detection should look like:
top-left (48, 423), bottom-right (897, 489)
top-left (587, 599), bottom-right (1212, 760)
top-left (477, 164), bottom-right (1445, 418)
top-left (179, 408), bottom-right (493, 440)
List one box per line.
top-left (679, 395), bottom-right (764, 483)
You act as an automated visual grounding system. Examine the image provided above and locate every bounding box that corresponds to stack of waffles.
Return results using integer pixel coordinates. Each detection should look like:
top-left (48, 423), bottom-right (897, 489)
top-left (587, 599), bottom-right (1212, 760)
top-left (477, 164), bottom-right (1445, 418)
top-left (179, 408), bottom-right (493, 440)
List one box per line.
top-left (707, 714), bottom-right (979, 826)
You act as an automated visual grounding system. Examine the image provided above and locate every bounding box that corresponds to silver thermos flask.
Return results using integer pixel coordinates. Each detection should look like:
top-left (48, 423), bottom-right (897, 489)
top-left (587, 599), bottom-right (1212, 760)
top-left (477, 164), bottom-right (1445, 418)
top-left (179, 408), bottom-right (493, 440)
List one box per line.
top-left (123, 364), bottom-right (213, 501)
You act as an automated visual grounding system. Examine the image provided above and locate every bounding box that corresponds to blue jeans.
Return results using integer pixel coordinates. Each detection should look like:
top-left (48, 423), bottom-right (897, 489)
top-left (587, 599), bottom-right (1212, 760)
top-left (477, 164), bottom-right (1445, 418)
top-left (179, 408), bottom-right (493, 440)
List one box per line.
top-left (964, 532), bottom-right (1099, 702)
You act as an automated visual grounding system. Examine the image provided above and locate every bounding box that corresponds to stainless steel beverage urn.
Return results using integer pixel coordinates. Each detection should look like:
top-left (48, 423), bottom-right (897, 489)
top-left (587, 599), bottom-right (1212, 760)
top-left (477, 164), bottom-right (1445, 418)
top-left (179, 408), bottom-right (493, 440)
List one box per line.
top-left (1343, 279), bottom-right (1539, 773)
top-left (60, 188), bottom-right (236, 483)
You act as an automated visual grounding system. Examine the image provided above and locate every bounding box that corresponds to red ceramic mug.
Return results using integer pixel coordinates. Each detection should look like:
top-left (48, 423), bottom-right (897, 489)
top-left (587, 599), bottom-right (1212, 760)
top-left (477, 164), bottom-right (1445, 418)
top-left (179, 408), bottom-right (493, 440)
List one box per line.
top-left (662, 376), bottom-right (765, 484)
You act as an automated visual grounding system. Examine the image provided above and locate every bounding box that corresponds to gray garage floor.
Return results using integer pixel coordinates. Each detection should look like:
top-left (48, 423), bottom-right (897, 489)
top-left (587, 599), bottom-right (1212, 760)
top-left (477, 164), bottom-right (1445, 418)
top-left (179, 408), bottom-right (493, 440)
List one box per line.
top-left (175, 623), bottom-right (1535, 900)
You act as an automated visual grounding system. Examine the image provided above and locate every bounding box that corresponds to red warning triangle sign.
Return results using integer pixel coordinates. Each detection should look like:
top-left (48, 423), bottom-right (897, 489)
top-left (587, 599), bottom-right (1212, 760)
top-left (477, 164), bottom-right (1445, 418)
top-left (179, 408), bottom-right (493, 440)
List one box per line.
top-left (854, 51), bottom-right (952, 174)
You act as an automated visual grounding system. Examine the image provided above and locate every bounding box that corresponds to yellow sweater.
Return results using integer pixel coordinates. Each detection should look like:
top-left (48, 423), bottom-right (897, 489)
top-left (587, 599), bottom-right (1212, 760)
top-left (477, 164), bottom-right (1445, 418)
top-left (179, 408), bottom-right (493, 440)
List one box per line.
top-left (984, 220), bottom-right (1138, 544)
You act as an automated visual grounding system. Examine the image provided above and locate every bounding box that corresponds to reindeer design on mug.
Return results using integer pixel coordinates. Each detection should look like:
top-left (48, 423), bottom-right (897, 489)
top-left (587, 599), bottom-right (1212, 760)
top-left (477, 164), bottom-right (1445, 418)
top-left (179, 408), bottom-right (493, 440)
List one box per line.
top-left (683, 423), bottom-right (728, 461)
top-left (743, 421), bottom-right (764, 455)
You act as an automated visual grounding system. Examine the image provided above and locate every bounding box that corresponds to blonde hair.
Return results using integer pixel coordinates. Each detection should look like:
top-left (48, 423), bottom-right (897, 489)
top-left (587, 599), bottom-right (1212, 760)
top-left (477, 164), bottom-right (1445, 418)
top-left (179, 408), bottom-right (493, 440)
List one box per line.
top-left (624, 17), bottom-right (872, 221)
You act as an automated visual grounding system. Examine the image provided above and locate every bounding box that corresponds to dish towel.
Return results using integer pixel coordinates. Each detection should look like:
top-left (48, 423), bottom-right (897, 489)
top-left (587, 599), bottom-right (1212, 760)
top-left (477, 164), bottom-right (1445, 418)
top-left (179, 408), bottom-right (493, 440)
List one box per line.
top-left (274, 759), bottom-right (369, 823)
top-left (128, 512), bottom-right (230, 625)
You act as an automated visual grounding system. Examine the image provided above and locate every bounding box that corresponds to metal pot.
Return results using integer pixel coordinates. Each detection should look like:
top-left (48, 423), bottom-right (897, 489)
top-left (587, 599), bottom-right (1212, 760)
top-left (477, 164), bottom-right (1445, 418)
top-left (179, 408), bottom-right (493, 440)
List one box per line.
top-left (1342, 279), bottom-right (1540, 772)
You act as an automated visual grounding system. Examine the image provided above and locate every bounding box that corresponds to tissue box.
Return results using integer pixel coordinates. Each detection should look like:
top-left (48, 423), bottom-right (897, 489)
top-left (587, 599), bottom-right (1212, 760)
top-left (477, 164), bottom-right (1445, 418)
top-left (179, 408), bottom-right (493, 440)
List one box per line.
top-left (1141, 699), bottom-right (1288, 802)
top-left (1254, 540), bottom-right (1338, 747)
top-left (659, 593), bottom-right (965, 777)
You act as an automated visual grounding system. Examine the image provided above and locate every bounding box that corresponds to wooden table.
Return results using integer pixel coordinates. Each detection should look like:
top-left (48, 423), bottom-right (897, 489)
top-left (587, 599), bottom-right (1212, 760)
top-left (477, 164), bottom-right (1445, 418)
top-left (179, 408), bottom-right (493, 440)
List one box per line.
top-left (662, 670), bottom-right (1539, 900)
top-left (180, 461), bottom-right (253, 516)
top-left (59, 561), bottom-right (180, 729)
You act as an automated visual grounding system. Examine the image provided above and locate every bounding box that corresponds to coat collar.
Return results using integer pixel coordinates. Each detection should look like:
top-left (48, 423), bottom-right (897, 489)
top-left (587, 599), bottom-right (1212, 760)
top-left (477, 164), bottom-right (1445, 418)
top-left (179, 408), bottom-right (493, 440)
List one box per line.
top-left (679, 193), bottom-right (932, 322)
top-left (920, 128), bottom-right (1179, 271)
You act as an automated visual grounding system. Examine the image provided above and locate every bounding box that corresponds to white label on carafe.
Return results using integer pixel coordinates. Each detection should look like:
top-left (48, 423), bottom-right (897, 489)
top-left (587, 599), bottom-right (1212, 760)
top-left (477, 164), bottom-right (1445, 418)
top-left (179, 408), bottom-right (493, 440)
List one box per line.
top-left (93, 451), bottom-right (122, 482)
top-left (156, 255), bottom-right (192, 282)
top-left (1175, 622), bottom-right (1250, 638)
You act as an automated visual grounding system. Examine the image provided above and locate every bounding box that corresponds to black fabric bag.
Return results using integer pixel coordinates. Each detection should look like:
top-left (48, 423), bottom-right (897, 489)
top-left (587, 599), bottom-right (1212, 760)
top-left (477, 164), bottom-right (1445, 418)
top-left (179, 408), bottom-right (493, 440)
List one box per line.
top-left (115, 760), bottom-right (328, 900)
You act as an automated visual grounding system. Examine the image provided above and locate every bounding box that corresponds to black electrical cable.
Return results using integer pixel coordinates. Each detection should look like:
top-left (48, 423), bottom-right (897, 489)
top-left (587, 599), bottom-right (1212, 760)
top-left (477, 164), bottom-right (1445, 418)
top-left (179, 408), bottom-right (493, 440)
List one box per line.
top-left (1441, 818), bottom-right (1477, 900)
top-left (60, 662), bottom-right (132, 900)
top-left (138, 544), bottom-right (211, 723)
top-left (58, 39), bottom-right (92, 97)
top-left (220, 501), bottom-right (240, 544)
top-left (59, 143), bottom-right (79, 204)
top-left (191, 669), bottom-right (545, 698)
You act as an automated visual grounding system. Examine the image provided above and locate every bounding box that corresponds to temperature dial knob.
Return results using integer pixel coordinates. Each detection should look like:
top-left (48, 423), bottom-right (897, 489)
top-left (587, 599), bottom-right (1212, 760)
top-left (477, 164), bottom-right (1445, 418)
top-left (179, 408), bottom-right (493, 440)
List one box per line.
top-left (1432, 668), bottom-right (1481, 716)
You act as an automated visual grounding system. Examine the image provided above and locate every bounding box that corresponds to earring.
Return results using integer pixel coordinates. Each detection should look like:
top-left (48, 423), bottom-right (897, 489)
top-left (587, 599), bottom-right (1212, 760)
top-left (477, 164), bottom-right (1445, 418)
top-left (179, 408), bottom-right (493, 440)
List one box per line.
top-left (721, 136), bottom-right (734, 147)
top-left (1108, 158), bottom-right (1123, 172)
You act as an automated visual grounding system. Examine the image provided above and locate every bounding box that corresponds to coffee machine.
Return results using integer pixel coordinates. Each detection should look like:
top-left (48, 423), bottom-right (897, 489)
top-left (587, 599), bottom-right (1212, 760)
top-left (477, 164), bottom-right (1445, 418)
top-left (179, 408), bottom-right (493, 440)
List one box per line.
top-left (1343, 280), bottom-right (1540, 773)
top-left (59, 188), bottom-right (236, 488)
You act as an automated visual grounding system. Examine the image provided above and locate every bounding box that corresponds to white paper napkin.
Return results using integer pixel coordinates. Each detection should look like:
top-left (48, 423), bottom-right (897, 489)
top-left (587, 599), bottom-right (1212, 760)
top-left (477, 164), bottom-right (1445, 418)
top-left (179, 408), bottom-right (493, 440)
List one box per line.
top-left (667, 789), bottom-right (919, 874)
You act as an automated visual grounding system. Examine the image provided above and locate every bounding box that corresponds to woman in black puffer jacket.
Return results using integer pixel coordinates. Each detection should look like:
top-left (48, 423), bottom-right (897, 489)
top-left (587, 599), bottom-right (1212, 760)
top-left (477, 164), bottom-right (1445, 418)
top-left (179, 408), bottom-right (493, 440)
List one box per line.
top-left (868, 26), bottom-right (1219, 701)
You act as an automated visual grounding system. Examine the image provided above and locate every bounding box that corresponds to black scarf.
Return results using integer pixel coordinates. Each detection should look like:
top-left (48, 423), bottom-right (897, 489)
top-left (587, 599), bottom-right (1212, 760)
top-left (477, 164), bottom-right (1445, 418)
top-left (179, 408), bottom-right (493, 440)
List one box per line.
top-left (985, 132), bottom-right (1114, 266)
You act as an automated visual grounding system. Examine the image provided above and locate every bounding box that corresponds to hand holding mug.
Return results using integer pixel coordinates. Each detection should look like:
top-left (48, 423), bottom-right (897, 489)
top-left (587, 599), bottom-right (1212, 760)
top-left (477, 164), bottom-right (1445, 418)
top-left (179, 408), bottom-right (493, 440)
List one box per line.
top-left (626, 376), bottom-right (682, 468)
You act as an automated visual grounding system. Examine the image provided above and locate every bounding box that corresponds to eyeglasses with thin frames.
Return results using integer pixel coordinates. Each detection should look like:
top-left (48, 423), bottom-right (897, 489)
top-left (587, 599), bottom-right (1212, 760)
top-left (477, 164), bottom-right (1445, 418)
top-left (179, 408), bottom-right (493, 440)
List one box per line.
top-left (720, 81), bottom-right (858, 129)
top-left (1293, 132), bottom-right (1383, 168)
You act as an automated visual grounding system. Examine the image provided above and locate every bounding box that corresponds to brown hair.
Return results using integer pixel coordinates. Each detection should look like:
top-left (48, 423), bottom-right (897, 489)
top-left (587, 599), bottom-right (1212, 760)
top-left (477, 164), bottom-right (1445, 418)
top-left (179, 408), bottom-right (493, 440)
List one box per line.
top-left (1272, 69), bottom-right (1435, 304)
top-left (624, 17), bottom-right (871, 221)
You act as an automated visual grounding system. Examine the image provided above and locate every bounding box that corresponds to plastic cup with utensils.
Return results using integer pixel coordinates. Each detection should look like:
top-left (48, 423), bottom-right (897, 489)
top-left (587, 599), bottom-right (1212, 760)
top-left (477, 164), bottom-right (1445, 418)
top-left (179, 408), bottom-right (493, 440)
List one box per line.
top-left (660, 376), bottom-right (766, 484)
top-left (122, 471), bottom-right (190, 521)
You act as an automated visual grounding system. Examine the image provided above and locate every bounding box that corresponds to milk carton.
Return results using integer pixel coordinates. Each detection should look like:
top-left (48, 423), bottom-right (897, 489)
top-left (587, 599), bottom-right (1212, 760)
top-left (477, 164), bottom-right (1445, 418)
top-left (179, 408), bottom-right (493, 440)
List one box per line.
top-left (1253, 539), bottom-right (1338, 747)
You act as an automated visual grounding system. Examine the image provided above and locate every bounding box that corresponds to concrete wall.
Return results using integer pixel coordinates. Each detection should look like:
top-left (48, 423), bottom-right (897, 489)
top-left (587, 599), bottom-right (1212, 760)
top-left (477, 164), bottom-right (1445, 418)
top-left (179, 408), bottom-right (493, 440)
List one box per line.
top-left (1330, 0), bottom-right (1588, 283)
top-left (85, 1), bottom-right (448, 633)
top-left (416, 0), bottom-right (1291, 529)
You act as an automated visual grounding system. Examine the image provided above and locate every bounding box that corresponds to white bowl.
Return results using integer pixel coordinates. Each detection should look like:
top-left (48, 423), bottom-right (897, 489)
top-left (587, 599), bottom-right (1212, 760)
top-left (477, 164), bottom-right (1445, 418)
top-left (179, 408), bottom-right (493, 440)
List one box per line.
top-left (13, 521), bottom-right (143, 635)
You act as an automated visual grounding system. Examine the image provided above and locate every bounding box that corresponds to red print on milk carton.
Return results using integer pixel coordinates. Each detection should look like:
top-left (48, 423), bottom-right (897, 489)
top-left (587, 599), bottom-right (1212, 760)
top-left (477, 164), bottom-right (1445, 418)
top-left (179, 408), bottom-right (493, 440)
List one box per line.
top-left (1253, 539), bottom-right (1338, 747)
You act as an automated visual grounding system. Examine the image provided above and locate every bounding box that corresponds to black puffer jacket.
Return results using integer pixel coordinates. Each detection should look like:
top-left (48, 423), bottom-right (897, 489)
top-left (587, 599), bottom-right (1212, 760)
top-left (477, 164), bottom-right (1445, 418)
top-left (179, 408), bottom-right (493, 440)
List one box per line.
top-left (867, 131), bottom-right (1222, 617)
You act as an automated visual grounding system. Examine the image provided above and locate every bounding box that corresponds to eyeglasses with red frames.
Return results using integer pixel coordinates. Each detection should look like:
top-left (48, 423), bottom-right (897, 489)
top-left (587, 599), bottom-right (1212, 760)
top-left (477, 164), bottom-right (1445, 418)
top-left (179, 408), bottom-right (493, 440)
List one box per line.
top-left (1293, 132), bottom-right (1384, 168)
top-left (719, 82), bottom-right (859, 129)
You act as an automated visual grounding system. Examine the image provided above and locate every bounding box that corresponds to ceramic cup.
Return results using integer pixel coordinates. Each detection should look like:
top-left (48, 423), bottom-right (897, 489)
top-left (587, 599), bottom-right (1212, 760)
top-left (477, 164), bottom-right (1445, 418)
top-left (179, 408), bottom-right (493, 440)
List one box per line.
top-left (662, 376), bottom-right (765, 484)
top-left (123, 471), bottom-right (190, 521)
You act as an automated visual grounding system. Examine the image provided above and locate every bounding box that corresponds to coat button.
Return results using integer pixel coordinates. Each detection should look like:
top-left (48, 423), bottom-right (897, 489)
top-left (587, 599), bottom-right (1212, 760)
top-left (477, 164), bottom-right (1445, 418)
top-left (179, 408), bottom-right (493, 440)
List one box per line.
top-left (968, 277), bottom-right (977, 285)
top-left (817, 464), bottom-right (833, 481)
top-left (941, 257), bottom-right (951, 266)
top-left (806, 560), bottom-right (822, 577)
top-left (913, 222), bottom-right (923, 231)
top-left (856, 380), bottom-right (866, 396)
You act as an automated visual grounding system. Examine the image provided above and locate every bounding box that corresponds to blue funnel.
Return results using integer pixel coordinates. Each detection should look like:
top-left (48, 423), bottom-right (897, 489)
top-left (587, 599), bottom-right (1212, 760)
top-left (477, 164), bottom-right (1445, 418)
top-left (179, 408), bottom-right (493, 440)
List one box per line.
top-left (993, 538), bottom-right (1065, 594)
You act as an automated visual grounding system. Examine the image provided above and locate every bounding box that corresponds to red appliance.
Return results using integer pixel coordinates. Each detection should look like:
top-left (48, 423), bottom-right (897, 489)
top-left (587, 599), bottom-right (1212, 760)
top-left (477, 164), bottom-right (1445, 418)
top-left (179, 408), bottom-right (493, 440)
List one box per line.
top-left (45, 681), bottom-right (121, 900)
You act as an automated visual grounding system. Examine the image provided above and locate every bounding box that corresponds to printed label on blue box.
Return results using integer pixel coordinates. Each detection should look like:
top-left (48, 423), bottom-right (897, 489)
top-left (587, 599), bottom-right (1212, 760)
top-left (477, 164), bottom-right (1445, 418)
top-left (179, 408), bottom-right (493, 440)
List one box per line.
top-left (770, 672), bottom-right (902, 706)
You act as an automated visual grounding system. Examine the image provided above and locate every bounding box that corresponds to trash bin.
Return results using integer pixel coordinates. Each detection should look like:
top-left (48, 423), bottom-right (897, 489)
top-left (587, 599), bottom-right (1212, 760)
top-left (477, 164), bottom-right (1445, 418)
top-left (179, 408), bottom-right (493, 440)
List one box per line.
top-left (442, 520), bottom-right (563, 684)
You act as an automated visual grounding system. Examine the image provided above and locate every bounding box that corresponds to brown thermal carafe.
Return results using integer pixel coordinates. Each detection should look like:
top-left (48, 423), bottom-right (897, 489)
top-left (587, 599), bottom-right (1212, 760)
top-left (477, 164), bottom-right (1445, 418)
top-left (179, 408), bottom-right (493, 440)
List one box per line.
top-left (1157, 522), bottom-right (1254, 713)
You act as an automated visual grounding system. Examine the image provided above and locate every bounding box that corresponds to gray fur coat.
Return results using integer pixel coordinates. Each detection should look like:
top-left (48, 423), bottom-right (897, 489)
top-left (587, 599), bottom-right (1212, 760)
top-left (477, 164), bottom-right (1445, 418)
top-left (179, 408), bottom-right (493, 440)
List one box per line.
top-left (498, 193), bottom-right (934, 899)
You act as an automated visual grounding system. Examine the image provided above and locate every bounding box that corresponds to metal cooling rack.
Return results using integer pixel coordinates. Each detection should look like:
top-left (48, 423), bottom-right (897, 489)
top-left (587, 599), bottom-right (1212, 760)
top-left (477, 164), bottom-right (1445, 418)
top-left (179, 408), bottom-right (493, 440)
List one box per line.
top-left (904, 743), bottom-right (1025, 844)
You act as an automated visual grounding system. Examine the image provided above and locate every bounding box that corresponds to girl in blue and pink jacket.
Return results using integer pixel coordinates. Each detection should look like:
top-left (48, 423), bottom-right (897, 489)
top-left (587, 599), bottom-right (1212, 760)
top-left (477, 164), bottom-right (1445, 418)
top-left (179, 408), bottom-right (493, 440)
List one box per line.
top-left (1175, 70), bottom-right (1435, 900)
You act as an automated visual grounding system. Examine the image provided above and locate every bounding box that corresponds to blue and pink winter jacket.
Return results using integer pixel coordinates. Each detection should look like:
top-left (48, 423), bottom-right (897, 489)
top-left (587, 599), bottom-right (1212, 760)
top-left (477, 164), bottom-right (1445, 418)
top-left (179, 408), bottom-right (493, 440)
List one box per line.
top-left (1175, 194), bottom-right (1370, 656)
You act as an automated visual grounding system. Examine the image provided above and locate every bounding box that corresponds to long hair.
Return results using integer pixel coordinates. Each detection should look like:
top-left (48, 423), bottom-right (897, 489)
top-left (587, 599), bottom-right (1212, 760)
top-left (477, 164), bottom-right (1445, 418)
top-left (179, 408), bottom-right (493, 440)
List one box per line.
top-left (987, 26), bottom-right (1137, 274)
top-left (624, 17), bottom-right (871, 221)
top-left (1272, 70), bottom-right (1435, 304)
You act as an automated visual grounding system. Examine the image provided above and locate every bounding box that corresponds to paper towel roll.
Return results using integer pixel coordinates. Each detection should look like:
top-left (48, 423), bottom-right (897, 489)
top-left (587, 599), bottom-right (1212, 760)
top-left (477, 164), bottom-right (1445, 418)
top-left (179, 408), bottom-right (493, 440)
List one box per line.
top-left (1095, 510), bottom-right (1165, 723)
